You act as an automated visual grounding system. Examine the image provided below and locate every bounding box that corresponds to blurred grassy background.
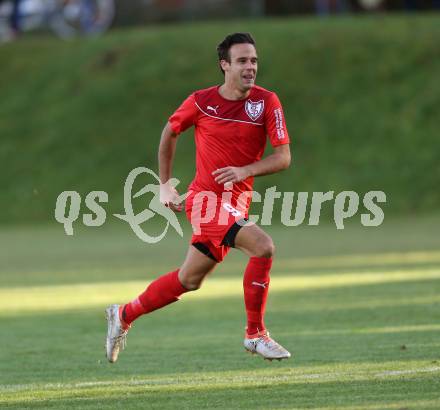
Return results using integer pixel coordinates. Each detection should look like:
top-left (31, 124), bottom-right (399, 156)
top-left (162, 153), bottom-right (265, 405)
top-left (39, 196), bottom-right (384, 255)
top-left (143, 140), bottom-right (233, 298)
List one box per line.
top-left (1, 14), bottom-right (439, 224)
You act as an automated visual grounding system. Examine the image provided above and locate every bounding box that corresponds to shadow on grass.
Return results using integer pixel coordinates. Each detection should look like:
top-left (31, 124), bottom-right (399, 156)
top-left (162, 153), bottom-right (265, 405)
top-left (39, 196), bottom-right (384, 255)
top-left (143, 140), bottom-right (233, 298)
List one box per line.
top-left (2, 252), bottom-right (440, 288)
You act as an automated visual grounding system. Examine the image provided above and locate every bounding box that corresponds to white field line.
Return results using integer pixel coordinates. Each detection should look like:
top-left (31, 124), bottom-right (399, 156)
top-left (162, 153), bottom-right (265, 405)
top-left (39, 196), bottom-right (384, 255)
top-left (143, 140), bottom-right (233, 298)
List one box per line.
top-left (1, 366), bottom-right (439, 394)
top-left (374, 367), bottom-right (440, 377)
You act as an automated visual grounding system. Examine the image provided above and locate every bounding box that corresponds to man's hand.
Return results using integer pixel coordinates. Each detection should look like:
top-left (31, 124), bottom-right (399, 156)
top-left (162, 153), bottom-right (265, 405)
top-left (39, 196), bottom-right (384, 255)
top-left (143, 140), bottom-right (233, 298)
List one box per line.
top-left (212, 166), bottom-right (251, 185)
top-left (212, 146), bottom-right (291, 187)
top-left (160, 182), bottom-right (183, 212)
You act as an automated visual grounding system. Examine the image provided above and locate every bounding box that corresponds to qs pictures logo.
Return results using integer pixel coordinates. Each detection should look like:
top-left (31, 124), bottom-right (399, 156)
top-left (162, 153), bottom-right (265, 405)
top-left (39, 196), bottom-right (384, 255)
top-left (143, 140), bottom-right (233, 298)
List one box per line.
top-left (55, 167), bottom-right (387, 243)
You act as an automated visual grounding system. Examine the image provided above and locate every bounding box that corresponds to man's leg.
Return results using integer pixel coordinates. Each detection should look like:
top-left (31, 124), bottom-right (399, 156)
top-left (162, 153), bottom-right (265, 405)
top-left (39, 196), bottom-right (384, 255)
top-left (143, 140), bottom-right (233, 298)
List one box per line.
top-left (234, 223), bottom-right (290, 360)
top-left (105, 245), bottom-right (217, 363)
top-left (11, 0), bottom-right (21, 32)
top-left (234, 224), bottom-right (274, 335)
top-left (122, 246), bottom-right (217, 324)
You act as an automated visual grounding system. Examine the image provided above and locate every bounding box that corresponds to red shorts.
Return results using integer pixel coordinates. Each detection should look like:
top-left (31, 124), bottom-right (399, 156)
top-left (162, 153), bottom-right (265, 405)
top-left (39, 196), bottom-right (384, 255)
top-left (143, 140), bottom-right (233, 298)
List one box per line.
top-left (185, 190), bottom-right (249, 262)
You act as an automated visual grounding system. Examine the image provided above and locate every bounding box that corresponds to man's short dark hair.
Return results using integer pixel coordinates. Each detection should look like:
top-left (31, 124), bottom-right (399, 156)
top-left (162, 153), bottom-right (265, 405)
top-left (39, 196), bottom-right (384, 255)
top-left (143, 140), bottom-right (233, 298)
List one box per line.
top-left (217, 33), bottom-right (256, 74)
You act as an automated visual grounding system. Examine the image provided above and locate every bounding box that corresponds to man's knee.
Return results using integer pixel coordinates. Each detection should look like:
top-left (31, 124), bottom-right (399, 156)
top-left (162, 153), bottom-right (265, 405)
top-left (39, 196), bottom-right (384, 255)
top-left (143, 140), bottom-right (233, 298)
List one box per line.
top-left (178, 270), bottom-right (205, 291)
top-left (252, 235), bottom-right (275, 258)
top-left (180, 279), bottom-right (202, 291)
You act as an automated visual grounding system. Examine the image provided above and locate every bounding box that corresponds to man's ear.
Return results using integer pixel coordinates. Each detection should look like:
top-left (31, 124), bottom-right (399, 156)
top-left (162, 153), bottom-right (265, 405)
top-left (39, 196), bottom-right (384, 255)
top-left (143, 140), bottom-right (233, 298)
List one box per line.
top-left (220, 59), bottom-right (229, 72)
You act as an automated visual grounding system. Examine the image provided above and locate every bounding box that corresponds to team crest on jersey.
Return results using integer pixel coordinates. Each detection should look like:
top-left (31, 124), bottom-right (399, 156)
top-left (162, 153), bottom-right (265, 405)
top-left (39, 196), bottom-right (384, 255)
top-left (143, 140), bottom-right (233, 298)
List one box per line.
top-left (245, 99), bottom-right (264, 121)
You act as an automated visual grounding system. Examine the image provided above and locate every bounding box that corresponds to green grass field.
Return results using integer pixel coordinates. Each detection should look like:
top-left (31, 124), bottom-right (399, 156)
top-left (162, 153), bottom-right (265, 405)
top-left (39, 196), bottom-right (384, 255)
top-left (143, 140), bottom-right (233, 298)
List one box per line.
top-left (2, 11), bottom-right (440, 409)
top-left (1, 215), bottom-right (439, 409)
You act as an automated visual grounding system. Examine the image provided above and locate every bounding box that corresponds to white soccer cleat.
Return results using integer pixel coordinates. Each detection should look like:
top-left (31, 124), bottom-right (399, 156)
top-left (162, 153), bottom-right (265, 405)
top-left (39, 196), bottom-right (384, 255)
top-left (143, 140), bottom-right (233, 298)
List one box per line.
top-left (105, 304), bottom-right (130, 363)
top-left (244, 331), bottom-right (291, 361)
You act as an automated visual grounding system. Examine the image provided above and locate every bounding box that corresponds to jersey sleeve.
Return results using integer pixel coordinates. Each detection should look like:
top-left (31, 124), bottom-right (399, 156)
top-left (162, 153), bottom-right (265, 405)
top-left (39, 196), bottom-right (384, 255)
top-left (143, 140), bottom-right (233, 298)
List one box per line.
top-left (264, 92), bottom-right (290, 147)
top-left (168, 93), bottom-right (198, 135)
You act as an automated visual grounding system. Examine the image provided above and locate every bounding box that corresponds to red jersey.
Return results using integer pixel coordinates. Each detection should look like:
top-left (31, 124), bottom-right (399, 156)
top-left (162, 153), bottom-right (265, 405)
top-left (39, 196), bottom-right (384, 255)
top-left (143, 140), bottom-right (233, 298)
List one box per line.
top-left (169, 85), bottom-right (290, 199)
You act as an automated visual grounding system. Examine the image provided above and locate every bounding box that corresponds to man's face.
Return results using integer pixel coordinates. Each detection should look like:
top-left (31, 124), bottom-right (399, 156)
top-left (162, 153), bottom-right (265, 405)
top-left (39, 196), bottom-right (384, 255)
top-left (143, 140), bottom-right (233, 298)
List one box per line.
top-left (221, 43), bottom-right (258, 91)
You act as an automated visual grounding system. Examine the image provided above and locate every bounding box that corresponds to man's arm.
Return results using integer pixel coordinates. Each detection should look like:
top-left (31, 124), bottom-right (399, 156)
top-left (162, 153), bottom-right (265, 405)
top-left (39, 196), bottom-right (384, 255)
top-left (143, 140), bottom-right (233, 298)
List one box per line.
top-left (158, 121), bottom-right (178, 184)
top-left (212, 144), bottom-right (291, 185)
top-left (158, 121), bottom-right (182, 211)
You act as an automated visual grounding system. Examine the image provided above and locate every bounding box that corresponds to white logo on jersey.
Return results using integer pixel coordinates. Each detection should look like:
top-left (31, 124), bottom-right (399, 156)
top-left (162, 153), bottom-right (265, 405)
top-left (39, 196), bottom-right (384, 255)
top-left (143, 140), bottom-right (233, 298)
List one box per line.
top-left (245, 99), bottom-right (264, 121)
top-left (207, 105), bottom-right (219, 115)
top-left (274, 108), bottom-right (285, 139)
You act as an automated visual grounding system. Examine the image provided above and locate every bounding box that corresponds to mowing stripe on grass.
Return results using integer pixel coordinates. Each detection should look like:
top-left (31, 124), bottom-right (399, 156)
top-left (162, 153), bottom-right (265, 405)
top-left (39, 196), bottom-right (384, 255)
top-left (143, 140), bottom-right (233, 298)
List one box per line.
top-left (1, 362), bottom-right (439, 396)
top-left (1, 268), bottom-right (439, 314)
top-left (276, 250), bottom-right (440, 270)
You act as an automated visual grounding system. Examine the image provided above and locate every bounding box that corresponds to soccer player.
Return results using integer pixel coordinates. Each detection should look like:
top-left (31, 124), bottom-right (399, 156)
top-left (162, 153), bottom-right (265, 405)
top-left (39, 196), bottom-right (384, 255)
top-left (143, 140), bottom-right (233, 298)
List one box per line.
top-left (105, 32), bottom-right (291, 363)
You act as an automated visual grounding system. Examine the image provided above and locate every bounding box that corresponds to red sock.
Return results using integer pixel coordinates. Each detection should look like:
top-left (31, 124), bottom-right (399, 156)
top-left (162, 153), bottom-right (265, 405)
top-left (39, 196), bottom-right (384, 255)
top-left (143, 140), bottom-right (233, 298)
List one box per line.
top-left (121, 269), bottom-right (188, 325)
top-left (243, 256), bottom-right (272, 336)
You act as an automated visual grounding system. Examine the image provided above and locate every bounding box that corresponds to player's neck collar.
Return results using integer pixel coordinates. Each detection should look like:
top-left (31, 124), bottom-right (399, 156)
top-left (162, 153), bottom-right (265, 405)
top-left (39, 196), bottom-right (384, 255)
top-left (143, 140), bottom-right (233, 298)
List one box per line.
top-left (217, 84), bottom-right (253, 102)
